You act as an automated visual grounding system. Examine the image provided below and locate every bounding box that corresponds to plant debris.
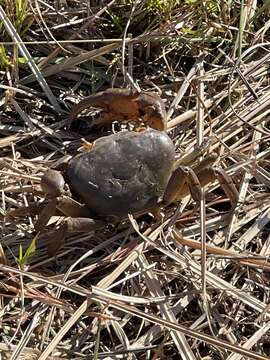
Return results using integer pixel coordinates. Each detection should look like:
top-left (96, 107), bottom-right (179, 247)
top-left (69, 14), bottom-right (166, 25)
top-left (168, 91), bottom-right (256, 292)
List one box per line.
top-left (0, 1), bottom-right (270, 359)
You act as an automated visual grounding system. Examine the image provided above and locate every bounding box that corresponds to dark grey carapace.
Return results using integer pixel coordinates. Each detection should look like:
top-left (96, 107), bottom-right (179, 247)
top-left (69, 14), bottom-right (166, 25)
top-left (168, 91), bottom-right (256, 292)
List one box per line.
top-left (67, 130), bottom-right (175, 217)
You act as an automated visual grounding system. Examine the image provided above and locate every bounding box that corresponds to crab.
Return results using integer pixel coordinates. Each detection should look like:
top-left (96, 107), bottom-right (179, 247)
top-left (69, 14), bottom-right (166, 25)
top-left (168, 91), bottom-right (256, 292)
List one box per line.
top-left (8, 90), bottom-right (239, 253)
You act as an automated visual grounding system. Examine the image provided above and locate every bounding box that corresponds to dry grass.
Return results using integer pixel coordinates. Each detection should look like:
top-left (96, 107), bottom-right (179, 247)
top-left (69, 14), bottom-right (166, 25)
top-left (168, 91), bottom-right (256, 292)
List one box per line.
top-left (0, 0), bottom-right (270, 359)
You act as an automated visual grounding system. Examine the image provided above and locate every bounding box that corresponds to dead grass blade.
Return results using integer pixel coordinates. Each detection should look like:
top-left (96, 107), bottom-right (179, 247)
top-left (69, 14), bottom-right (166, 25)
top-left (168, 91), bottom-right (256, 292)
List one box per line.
top-left (21, 42), bottom-right (124, 84)
top-left (0, 6), bottom-right (60, 111)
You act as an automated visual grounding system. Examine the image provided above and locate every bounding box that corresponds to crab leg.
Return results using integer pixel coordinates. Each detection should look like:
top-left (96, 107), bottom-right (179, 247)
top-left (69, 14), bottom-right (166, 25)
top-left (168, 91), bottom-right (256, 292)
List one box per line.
top-left (8, 203), bottom-right (48, 217)
top-left (163, 166), bottom-right (202, 206)
top-left (34, 195), bottom-right (99, 231)
top-left (62, 217), bottom-right (105, 232)
top-left (211, 168), bottom-right (239, 207)
top-left (163, 160), bottom-right (239, 208)
top-left (47, 217), bottom-right (105, 255)
top-left (163, 154), bottom-right (220, 206)
top-left (35, 199), bottom-right (57, 232)
top-left (55, 196), bottom-right (92, 217)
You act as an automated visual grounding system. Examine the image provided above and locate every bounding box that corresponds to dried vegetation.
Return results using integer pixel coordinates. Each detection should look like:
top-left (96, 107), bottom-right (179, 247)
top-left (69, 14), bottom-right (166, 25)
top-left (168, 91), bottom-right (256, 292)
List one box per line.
top-left (0, 0), bottom-right (270, 359)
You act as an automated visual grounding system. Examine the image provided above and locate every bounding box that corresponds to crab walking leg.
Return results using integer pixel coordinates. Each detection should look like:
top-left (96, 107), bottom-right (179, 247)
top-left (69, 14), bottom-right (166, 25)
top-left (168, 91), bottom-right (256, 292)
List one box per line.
top-left (47, 217), bottom-right (105, 255)
top-left (55, 196), bottom-right (93, 217)
top-left (63, 217), bottom-right (105, 232)
top-left (163, 166), bottom-right (203, 206)
top-left (213, 168), bottom-right (239, 207)
top-left (163, 154), bottom-right (219, 206)
top-left (35, 199), bottom-right (57, 232)
top-left (7, 197), bottom-right (93, 219)
top-left (191, 167), bottom-right (238, 207)
top-left (34, 195), bottom-right (95, 232)
top-left (8, 203), bottom-right (49, 217)
top-left (163, 163), bottom-right (239, 208)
